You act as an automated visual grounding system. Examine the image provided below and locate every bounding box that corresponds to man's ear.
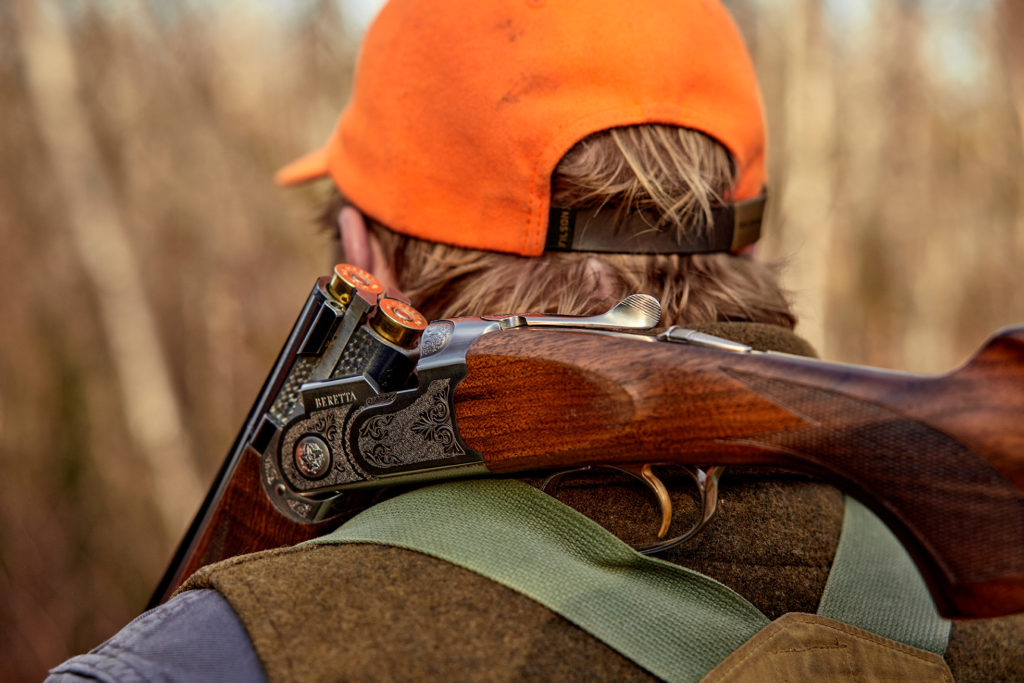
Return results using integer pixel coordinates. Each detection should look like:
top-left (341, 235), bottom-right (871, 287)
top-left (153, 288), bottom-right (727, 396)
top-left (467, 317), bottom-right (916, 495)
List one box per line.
top-left (337, 206), bottom-right (402, 295)
top-left (339, 206), bottom-right (373, 272)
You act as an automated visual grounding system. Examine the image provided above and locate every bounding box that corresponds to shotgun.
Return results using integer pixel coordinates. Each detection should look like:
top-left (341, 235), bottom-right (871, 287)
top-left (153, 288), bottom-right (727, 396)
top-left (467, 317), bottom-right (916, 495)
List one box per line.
top-left (151, 264), bottom-right (1024, 619)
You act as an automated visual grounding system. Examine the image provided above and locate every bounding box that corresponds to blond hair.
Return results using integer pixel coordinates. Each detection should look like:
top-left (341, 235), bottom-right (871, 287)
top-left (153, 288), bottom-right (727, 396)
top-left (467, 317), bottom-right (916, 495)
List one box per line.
top-left (324, 125), bottom-right (794, 327)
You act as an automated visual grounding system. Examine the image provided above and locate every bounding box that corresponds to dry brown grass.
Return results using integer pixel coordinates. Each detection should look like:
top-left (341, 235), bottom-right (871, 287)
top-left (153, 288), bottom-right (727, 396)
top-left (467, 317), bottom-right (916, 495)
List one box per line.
top-left (1, 1), bottom-right (1022, 679)
top-left (1, 2), bottom-right (351, 678)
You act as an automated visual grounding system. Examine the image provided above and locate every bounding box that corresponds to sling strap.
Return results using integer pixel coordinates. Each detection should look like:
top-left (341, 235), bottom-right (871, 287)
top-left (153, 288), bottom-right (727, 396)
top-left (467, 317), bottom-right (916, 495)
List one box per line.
top-left (819, 496), bottom-right (951, 654)
top-left (311, 480), bottom-right (949, 681)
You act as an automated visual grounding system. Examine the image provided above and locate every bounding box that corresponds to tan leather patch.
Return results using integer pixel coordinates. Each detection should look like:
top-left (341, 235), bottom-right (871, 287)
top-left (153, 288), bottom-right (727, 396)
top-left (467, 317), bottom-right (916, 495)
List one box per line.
top-left (702, 613), bottom-right (952, 682)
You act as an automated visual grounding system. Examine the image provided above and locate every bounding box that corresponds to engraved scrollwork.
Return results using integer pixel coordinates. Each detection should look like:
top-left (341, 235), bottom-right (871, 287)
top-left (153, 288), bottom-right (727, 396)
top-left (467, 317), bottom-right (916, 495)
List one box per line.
top-left (354, 378), bottom-right (475, 472)
top-left (311, 412), bottom-right (339, 442)
top-left (364, 391), bottom-right (397, 408)
top-left (411, 397), bottom-right (464, 455)
top-left (263, 456), bottom-right (279, 484)
top-left (359, 412), bottom-right (403, 468)
top-left (419, 321), bottom-right (453, 357)
top-left (287, 499), bottom-right (312, 517)
top-left (364, 443), bottom-right (401, 468)
top-left (359, 414), bottom-right (394, 441)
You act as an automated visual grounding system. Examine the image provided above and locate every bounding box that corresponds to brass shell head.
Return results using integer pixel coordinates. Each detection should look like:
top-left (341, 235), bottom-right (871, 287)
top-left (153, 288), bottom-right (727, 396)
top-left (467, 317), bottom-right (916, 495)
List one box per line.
top-left (370, 298), bottom-right (428, 348)
top-left (328, 263), bottom-right (384, 306)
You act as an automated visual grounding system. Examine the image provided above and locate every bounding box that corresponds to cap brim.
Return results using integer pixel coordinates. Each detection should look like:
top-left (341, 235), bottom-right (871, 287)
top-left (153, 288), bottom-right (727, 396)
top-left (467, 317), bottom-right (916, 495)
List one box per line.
top-left (274, 148), bottom-right (330, 186)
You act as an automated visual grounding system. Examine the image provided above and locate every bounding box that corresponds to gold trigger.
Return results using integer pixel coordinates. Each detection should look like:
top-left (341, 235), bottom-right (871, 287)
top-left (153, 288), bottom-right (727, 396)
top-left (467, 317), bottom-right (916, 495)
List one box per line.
top-left (539, 463), bottom-right (723, 554)
top-left (615, 464), bottom-right (672, 538)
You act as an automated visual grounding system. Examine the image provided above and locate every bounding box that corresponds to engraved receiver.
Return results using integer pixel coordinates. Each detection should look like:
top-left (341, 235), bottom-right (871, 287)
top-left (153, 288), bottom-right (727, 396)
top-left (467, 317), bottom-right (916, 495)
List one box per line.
top-left (150, 264), bottom-right (434, 603)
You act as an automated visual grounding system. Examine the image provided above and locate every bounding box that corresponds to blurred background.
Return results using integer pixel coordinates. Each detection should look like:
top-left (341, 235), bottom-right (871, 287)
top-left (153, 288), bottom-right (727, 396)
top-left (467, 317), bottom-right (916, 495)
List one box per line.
top-left (1, 0), bottom-right (1022, 678)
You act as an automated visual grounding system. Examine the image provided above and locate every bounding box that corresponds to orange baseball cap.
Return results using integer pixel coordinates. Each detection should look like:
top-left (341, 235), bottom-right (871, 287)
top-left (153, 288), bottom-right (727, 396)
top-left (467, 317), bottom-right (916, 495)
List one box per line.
top-left (277, 0), bottom-right (766, 257)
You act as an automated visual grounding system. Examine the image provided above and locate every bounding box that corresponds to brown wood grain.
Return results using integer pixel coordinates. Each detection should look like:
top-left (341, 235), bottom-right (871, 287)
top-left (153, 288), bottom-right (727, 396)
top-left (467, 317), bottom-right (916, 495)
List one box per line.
top-left (151, 448), bottom-right (338, 604)
top-left (150, 286), bottom-right (334, 605)
top-left (454, 327), bottom-right (1024, 619)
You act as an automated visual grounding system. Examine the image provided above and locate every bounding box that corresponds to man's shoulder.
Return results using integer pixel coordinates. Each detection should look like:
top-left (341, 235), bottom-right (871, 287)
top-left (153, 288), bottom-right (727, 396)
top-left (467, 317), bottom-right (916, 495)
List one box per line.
top-left (47, 589), bottom-right (265, 683)
top-left (186, 542), bottom-right (655, 682)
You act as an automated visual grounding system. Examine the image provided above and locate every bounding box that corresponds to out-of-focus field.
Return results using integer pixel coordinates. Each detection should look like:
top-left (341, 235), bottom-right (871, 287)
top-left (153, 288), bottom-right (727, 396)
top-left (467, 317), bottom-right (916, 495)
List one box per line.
top-left (1, 0), bottom-right (1022, 679)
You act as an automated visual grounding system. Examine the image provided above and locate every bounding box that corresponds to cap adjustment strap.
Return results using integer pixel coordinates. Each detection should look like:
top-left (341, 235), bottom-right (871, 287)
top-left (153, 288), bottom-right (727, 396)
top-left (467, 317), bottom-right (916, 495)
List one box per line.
top-left (545, 193), bottom-right (766, 255)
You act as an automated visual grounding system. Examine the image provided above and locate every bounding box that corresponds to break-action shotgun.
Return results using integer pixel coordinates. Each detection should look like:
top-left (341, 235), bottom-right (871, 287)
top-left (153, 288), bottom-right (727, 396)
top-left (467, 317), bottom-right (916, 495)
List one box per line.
top-left (151, 264), bottom-right (1024, 620)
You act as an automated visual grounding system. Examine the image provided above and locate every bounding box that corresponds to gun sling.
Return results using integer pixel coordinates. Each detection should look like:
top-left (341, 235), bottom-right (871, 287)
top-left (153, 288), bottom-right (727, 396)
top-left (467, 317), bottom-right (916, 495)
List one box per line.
top-left (313, 479), bottom-right (951, 681)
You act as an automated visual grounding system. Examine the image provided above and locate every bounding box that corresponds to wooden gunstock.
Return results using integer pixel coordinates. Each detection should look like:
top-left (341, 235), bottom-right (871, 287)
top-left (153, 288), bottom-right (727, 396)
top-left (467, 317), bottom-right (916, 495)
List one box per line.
top-left (454, 327), bottom-right (1024, 619)
top-left (149, 449), bottom-right (341, 605)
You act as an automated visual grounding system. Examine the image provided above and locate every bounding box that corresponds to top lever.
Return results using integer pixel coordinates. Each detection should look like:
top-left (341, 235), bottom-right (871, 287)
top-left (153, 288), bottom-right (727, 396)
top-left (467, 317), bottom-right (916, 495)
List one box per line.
top-left (482, 293), bottom-right (661, 331)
